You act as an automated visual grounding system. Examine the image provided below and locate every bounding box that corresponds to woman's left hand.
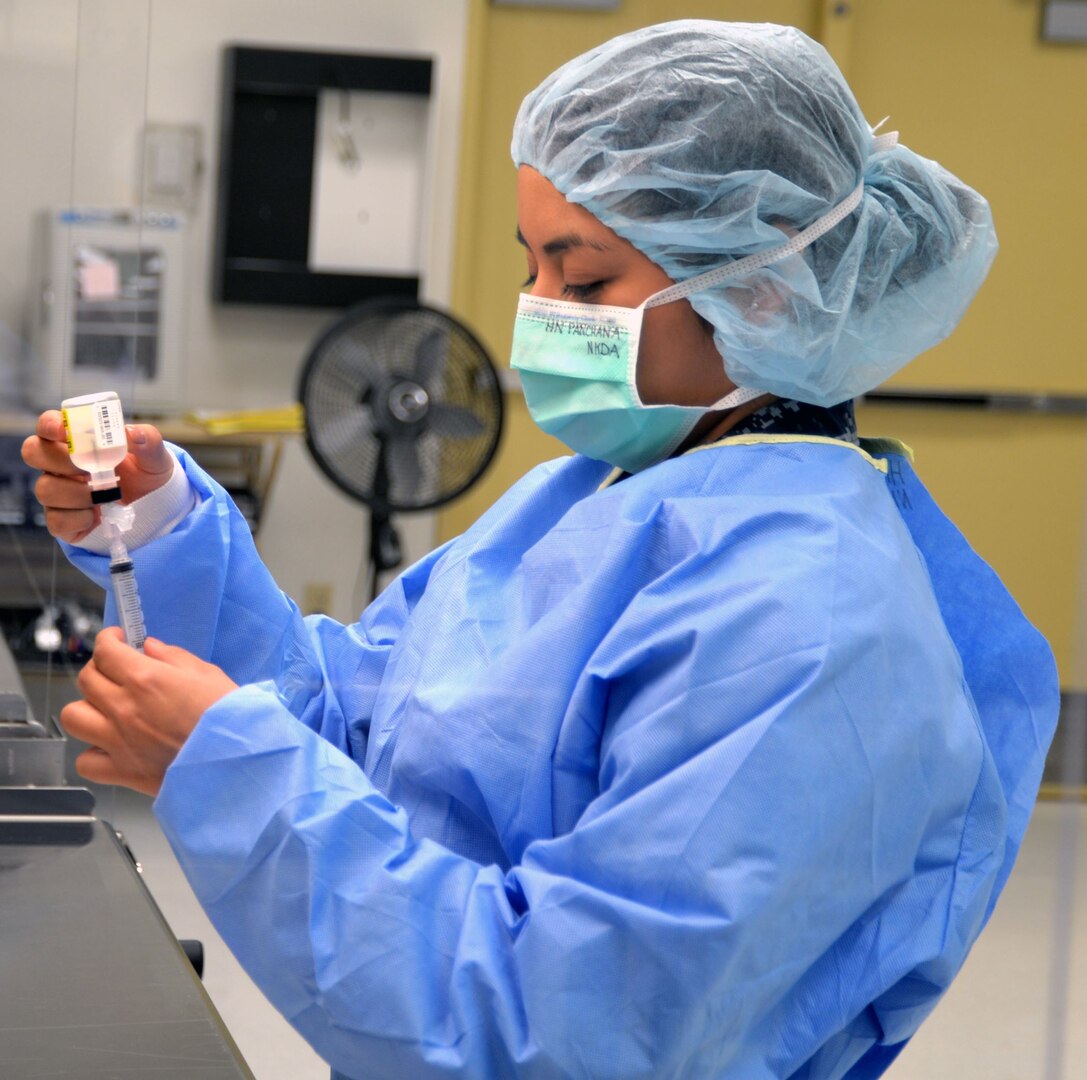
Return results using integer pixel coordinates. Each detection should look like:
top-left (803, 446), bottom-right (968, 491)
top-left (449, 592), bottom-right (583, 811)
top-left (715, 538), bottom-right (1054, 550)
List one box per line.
top-left (61, 628), bottom-right (238, 797)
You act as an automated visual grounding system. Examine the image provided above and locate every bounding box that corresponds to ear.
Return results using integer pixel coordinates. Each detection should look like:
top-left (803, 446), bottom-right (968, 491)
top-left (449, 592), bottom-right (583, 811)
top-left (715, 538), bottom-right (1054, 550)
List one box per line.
top-left (745, 276), bottom-right (788, 327)
top-left (740, 220), bottom-right (801, 326)
top-left (719, 275), bottom-right (788, 328)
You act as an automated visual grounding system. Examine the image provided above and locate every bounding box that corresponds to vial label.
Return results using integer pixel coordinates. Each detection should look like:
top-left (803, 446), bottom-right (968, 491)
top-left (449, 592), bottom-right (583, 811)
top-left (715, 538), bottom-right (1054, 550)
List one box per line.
top-left (60, 409), bottom-right (75, 455)
top-left (94, 397), bottom-right (124, 449)
top-left (61, 391), bottom-right (128, 481)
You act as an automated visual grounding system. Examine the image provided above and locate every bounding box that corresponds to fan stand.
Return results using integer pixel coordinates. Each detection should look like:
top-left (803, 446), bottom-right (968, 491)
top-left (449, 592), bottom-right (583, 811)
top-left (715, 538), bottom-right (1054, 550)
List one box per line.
top-left (368, 438), bottom-right (403, 603)
top-left (299, 297), bottom-right (505, 608)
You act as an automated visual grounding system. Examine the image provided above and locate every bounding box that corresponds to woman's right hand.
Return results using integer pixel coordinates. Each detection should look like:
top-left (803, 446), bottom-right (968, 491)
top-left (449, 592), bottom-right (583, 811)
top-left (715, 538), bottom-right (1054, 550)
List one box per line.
top-left (21, 411), bottom-right (175, 544)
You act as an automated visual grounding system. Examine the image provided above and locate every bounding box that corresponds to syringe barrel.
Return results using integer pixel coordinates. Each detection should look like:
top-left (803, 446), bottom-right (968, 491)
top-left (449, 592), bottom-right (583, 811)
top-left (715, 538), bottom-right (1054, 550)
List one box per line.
top-left (109, 558), bottom-right (147, 651)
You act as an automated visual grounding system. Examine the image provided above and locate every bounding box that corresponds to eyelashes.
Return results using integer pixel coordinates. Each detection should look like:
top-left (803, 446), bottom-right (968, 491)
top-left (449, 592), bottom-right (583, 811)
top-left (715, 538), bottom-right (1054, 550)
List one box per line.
top-left (520, 273), bottom-right (606, 301)
top-left (563, 281), bottom-right (605, 300)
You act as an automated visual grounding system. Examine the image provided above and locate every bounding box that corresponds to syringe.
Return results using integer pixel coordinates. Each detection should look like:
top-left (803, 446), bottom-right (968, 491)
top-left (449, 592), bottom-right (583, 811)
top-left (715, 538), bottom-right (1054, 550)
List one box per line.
top-left (61, 391), bottom-right (148, 651)
top-left (101, 503), bottom-right (147, 651)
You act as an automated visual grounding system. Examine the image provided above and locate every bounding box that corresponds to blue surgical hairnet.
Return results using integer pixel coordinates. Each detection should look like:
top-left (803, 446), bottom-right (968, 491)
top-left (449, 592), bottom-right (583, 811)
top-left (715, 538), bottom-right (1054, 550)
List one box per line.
top-left (511, 20), bottom-right (998, 406)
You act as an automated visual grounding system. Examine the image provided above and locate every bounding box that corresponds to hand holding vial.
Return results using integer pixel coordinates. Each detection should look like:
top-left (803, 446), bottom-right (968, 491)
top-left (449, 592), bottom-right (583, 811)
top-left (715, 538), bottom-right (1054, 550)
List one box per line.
top-left (23, 391), bottom-right (167, 649)
top-left (23, 391), bottom-right (239, 791)
top-left (22, 396), bottom-right (174, 544)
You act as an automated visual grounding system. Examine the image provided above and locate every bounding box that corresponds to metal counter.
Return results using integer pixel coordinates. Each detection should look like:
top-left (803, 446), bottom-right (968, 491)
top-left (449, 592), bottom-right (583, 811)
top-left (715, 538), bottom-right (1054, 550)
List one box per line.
top-left (0, 632), bottom-right (254, 1079)
top-left (1, 811), bottom-right (254, 1078)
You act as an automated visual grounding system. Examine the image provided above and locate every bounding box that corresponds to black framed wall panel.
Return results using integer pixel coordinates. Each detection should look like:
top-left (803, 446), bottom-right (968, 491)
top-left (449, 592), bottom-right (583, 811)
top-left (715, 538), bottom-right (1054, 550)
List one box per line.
top-left (214, 45), bottom-right (433, 308)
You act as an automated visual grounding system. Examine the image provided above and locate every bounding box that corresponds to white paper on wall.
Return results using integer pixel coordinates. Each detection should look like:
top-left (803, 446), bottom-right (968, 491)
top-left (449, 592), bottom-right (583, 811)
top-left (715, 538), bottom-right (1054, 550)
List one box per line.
top-left (308, 89), bottom-right (429, 276)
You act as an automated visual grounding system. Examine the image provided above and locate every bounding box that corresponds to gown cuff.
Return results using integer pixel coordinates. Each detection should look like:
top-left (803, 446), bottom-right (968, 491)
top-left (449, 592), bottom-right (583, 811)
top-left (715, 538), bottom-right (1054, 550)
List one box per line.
top-left (77, 454), bottom-right (199, 554)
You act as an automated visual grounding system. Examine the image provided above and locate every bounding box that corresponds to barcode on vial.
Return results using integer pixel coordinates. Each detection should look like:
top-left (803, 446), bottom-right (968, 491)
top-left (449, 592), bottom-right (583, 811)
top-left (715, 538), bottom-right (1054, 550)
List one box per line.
top-left (94, 401), bottom-right (122, 448)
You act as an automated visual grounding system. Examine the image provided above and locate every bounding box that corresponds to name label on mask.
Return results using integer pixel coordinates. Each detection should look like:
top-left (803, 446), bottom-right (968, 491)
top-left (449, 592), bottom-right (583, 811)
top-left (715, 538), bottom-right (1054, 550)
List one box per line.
top-left (543, 318), bottom-right (623, 340)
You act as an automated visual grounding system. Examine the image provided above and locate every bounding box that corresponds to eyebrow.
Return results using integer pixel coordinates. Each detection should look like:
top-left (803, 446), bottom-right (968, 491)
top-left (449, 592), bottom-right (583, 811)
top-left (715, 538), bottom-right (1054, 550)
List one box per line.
top-left (515, 226), bottom-right (613, 256)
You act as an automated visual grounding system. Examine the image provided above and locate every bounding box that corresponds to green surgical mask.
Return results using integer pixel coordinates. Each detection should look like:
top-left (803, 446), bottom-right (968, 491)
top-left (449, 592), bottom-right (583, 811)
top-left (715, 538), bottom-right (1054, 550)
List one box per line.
top-left (510, 286), bottom-right (761, 474)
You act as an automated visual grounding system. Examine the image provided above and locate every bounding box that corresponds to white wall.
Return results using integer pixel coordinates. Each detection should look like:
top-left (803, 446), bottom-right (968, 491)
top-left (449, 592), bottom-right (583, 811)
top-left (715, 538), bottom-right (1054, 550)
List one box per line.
top-left (0, 0), bottom-right (470, 621)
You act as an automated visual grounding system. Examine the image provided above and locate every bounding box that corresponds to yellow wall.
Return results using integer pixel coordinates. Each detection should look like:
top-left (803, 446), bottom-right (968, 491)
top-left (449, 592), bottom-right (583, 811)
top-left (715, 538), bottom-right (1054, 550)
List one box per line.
top-left (847, 0), bottom-right (1087, 396)
top-left (441, 0), bottom-right (1087, 685)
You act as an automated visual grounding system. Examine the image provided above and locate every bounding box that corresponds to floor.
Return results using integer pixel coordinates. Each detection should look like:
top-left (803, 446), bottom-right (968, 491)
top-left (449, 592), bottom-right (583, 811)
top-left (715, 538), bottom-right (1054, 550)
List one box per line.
top-left (21, 671), bottom-right (1087, 1080)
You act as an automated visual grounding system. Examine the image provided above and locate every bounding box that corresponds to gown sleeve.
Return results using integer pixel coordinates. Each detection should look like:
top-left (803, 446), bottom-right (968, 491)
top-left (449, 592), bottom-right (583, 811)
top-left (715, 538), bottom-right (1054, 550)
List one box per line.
top-left (152, 494), bottom-right (1001, 1079)
top-left (61, 445), bottom-right (447, 757)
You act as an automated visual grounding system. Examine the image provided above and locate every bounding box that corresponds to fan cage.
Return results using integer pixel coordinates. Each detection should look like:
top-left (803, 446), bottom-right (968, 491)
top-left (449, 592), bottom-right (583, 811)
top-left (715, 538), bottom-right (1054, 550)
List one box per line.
top-left (299, 298), bottom-right (504, 513)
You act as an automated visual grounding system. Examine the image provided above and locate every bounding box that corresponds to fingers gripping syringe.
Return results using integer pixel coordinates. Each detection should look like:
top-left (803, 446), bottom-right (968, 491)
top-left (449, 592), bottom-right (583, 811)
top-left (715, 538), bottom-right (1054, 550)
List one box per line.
top-left (61, 391), bottom-right (148, 651)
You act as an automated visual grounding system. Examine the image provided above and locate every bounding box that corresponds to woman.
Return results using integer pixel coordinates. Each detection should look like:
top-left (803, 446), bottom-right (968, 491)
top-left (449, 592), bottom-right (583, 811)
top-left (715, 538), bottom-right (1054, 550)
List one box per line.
top-left (23, 21), bottom-right (1058, 1080)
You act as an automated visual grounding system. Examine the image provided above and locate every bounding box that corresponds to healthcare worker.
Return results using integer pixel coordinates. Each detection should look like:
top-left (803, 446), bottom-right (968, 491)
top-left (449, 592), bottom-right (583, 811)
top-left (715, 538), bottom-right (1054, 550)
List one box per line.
top-left (23, 21), bottom-right (1059, 1080)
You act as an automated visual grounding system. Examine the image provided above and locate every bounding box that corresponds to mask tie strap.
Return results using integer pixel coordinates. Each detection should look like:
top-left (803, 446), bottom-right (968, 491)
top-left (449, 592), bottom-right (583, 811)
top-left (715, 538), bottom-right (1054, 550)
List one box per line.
top-left (643, 123), bottom-right (900, 314)
top-left (707, 385), bottom-right (766, 411)
top-left (643, 179), bottom-right (865, 311)
top-left (638, 147), bottom-right (897, 409)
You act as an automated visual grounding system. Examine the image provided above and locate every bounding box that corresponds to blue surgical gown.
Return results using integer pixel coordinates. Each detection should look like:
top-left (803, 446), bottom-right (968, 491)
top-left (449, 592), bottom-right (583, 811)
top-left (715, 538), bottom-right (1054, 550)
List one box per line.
top-left (66, 434), bottom-right (1059, 1079)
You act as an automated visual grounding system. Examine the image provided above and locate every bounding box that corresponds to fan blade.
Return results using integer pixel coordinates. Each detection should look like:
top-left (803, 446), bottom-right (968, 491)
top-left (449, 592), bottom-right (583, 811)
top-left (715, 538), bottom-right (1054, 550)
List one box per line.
top-left (411, 328), bottom-right (446, 387)
top-left (318, 363), bottom-right (376, 405)
top-left (386, 435), bottom-right (425, 499)
top-left (427, 404), bottom-right (486, 439)
top-left (328, 336), bottom-right (383, 387)
top-left (315, 408), bottom-right (374, 461)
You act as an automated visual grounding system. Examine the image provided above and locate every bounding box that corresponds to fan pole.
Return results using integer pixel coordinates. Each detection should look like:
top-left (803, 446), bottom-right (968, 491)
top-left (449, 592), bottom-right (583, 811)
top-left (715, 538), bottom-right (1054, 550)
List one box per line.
top-left (368, 438), bottom-right (403, 603)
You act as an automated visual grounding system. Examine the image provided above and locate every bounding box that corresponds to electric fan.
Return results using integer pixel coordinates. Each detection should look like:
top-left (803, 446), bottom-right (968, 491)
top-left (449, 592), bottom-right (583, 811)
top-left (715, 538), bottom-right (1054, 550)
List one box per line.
top-left (298, 297), bottom-right (504, 601)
